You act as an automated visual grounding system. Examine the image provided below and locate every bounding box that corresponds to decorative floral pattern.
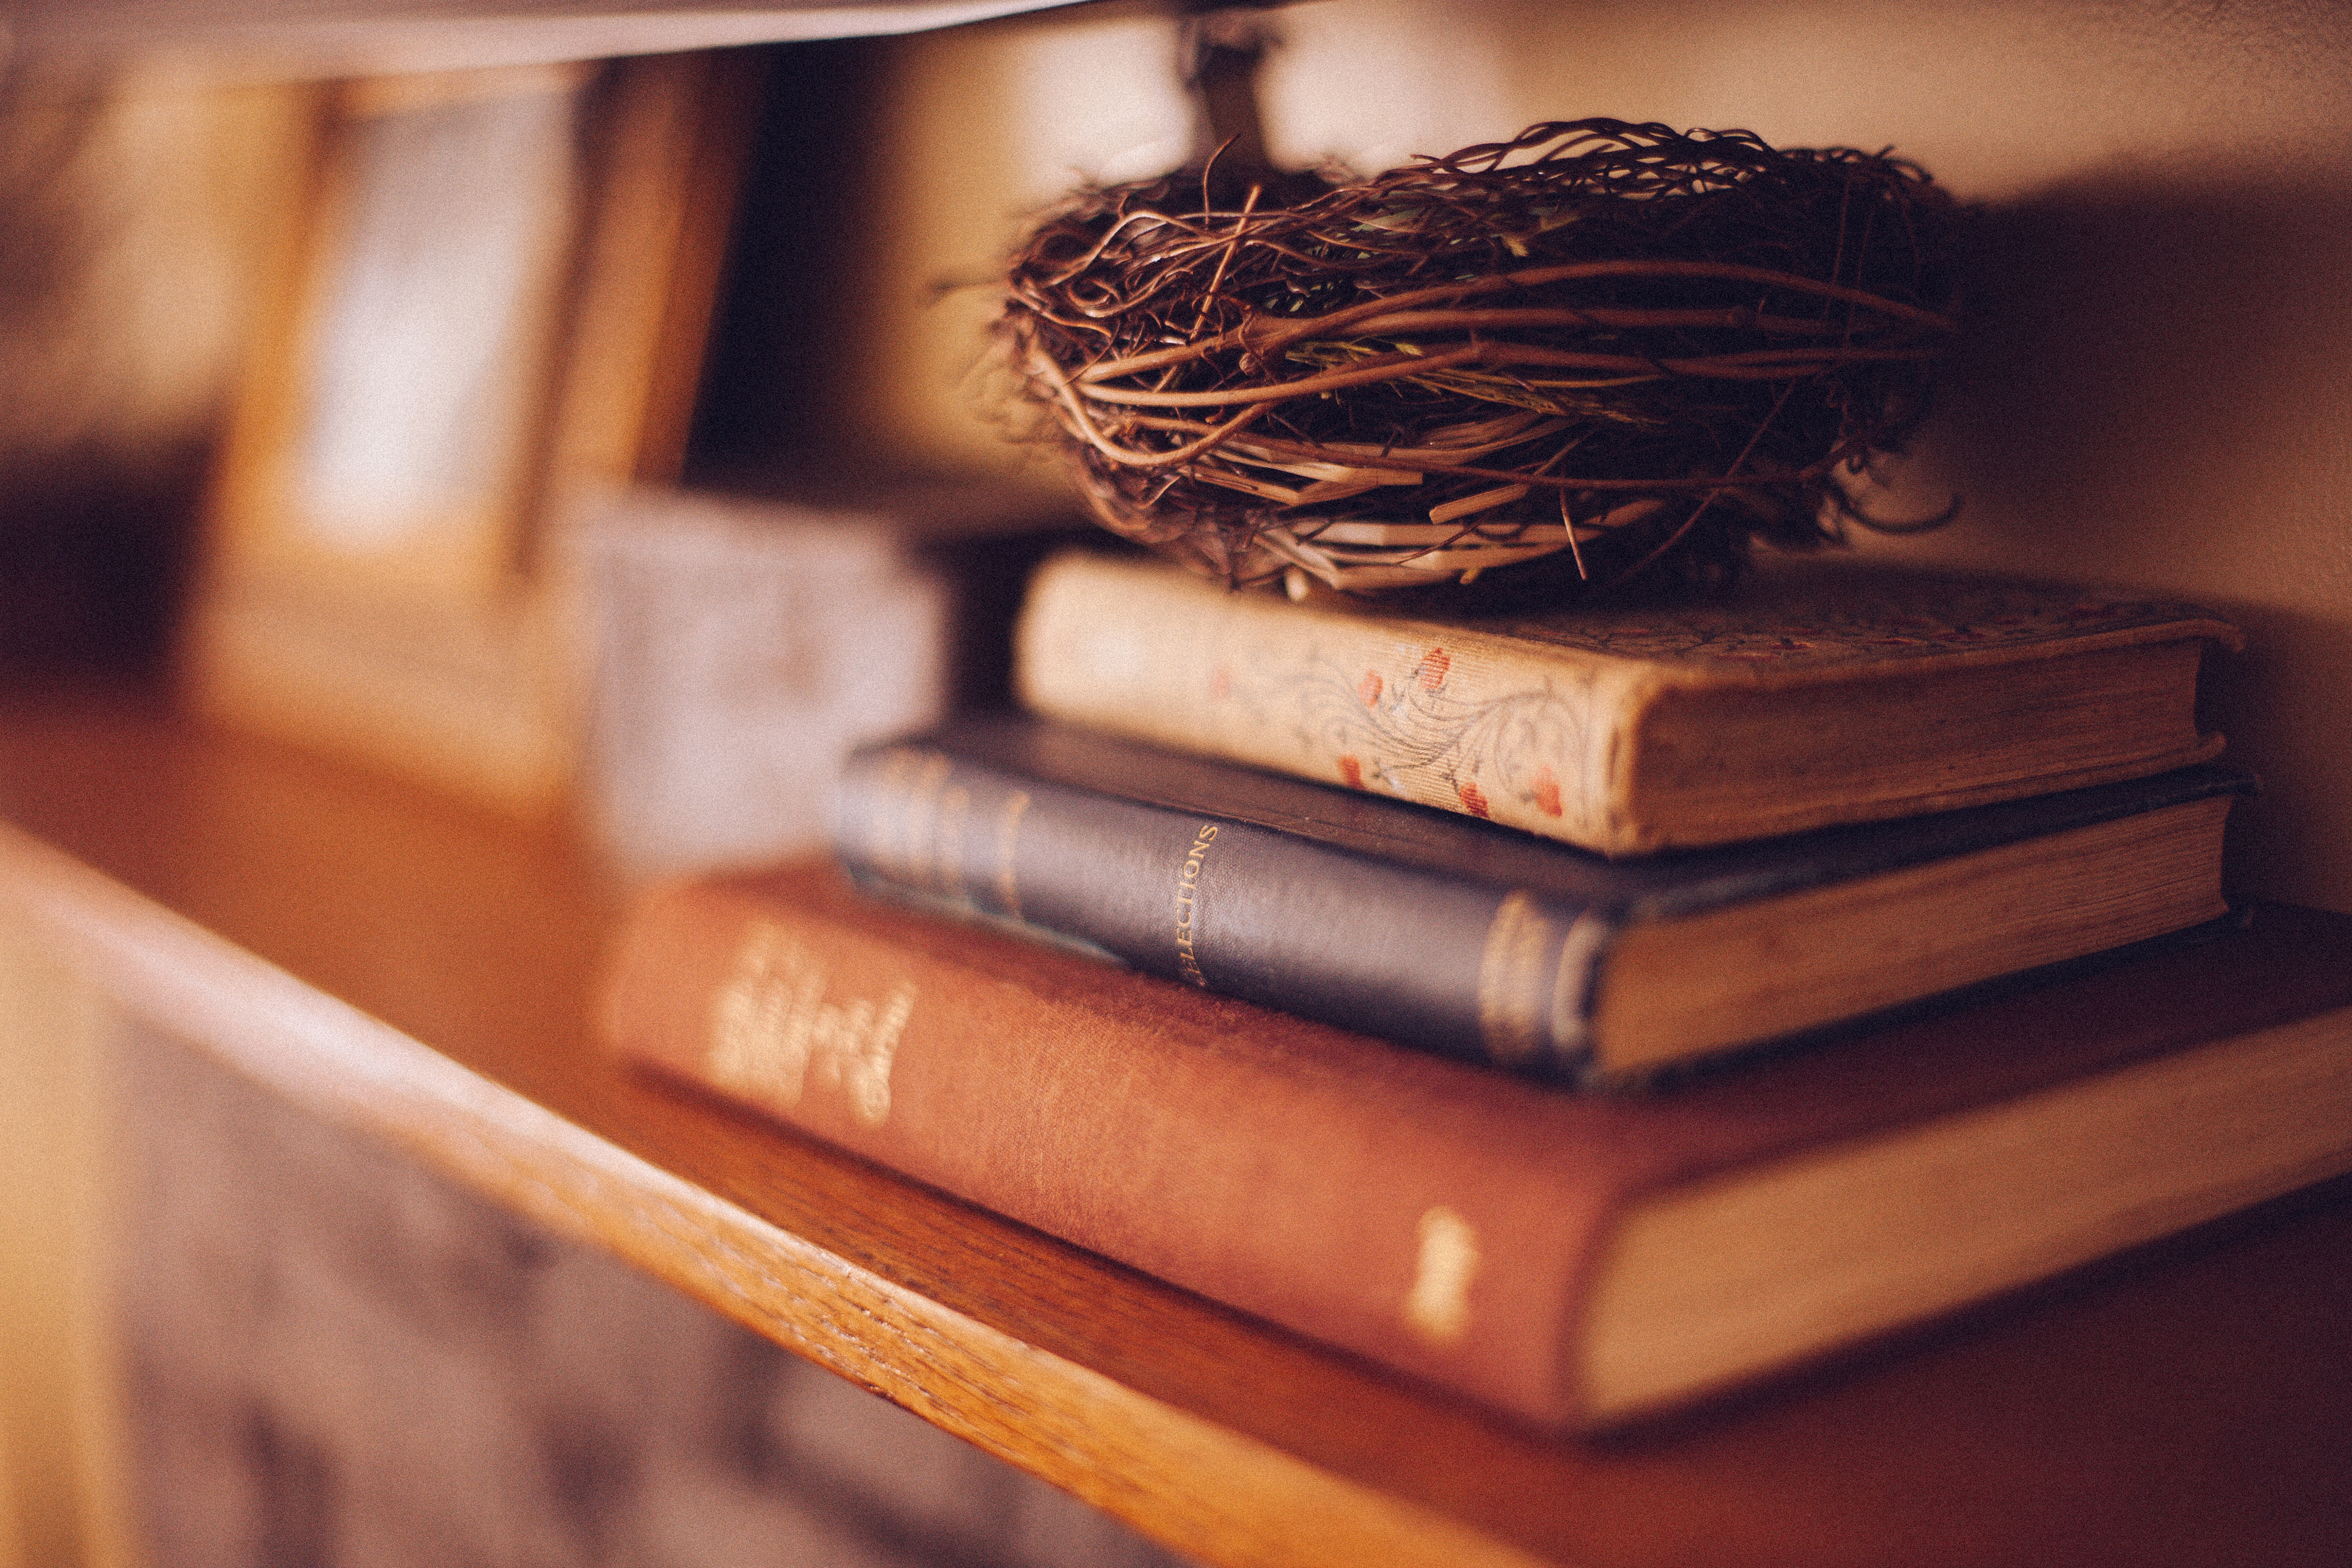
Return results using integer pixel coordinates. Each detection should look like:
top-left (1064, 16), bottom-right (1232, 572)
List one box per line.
top-left (1021, 554), bottom-right (2238, 852)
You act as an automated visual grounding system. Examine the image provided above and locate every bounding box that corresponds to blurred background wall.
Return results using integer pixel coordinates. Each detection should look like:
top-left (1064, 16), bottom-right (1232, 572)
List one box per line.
top-left (0, 59), bottom-right (301, 675)
top-left (0, 59), bottom-right (298, 1568)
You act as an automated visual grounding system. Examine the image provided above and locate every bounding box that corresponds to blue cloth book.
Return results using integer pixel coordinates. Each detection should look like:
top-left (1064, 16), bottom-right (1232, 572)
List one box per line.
top-left (834, 715), bottom-right (2251, 1083)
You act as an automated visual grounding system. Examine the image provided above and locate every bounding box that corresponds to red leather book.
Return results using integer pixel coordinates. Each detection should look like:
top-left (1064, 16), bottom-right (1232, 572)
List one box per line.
top-left (600, 861), bottom-right (2352, 1428)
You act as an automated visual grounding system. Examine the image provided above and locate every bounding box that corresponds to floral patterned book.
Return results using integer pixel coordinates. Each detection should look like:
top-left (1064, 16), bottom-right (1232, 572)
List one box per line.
top-left (1016, 552), bottom-right (2243, 856)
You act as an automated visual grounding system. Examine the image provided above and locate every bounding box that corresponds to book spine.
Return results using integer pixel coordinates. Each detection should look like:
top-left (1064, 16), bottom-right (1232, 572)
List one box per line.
top-left (600, 869), bottom-right (1606, 1426)
top-left (1015, 554), bottom-right (1646, 852)
top-left (834, 740), bottom-right (1611, 1077)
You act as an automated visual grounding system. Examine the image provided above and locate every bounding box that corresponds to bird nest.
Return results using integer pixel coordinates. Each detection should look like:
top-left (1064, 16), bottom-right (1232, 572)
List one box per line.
top-left (999, 119), bottom-right (1963, 598)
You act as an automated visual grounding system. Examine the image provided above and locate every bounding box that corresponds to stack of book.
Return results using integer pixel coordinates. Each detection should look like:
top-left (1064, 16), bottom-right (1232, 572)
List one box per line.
top-left (601, 549), bottom-right (2352, 1430)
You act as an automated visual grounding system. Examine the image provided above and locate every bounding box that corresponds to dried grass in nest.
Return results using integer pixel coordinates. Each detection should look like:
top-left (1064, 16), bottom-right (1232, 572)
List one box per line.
top-left (999, 119), bottom-right (1963, 599)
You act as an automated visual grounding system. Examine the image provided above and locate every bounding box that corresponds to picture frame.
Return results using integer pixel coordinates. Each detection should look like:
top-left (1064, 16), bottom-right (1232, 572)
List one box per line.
top-left (187, 50), bottom-right (763, 814)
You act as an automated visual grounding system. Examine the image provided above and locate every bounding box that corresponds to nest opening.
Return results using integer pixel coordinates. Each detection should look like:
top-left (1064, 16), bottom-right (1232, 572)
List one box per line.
top-left (999, 118), bottom-right (1964, 599)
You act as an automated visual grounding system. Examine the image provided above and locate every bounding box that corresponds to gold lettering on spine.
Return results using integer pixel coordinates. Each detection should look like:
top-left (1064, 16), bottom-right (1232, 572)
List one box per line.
top-left (883, 751), bottom-right (953, 893)
top-left (994, 790), bottom-right (1031, 919)
top-left (1173, 822), bottom-right (1220, 986)
top-left (1475, 890), bottom-right (1557, 1066)
top-left (1404, 1205), bottom-right (1482, 1345)
top-left (846, 988), bottom-right (915, 1126)
top-left (1548, 909), bottom-right (1612, 1063)
top-left (934, 784), bottom-right (971, 906)
top-left (709, 921), bottom-right (819, 1104)
top-left (866, 748), bottom-right (923, 886)
top-left (706, 918), bottom-right (916, 1128)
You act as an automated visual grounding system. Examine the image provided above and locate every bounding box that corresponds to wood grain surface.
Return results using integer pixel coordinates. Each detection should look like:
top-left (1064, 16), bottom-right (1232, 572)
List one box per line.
top-left (4, 689), bottom-right (2350, 1568)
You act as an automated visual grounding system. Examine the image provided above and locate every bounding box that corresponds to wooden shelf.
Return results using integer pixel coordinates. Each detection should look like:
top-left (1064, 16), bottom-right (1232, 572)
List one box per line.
top-left (5, 689), bottom-right (2352, 1568)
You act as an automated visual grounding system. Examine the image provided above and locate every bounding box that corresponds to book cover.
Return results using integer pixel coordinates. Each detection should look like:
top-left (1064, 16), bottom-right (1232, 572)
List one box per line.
top-left (1015, 552), bottom-right (2243, 854)
top-left (836, 716), bottom-right (2249, 1080)
top-left (600, 863), bottom-right (2352, 1428)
